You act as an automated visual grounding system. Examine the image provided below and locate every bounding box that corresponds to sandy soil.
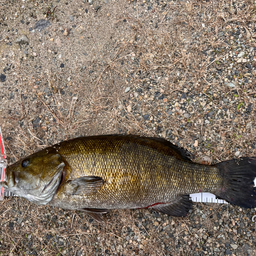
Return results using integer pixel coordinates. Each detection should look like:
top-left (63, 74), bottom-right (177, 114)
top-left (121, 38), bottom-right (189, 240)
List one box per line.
top-left (1, 0), bottom-right (256, 255)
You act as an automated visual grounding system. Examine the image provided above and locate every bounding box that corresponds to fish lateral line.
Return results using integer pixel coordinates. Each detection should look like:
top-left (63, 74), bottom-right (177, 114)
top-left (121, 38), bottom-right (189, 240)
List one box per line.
top-left (3, 135), bottom-right (256, 218)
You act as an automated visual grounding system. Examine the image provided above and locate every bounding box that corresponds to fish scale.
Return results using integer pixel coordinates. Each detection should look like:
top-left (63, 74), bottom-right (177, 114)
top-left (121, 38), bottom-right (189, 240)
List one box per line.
top-left (49, 136), bottom-right (221, 210)
top-left (3, 135), bottom-right (256, 218)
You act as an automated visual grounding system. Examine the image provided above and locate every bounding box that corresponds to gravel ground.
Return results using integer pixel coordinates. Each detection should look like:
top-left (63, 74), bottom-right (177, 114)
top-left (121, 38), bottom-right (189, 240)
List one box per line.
top-left (1, 0), bottom-right (256, 255)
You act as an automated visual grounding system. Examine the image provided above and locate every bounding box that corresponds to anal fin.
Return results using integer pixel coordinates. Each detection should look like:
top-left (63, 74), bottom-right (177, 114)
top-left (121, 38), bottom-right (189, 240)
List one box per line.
top-left (150, 195), bottom-right (193, 217)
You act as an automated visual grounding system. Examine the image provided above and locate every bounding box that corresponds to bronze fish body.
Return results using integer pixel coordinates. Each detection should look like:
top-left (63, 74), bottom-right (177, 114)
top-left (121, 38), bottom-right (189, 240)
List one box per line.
top-left (2, 135), bottom-right (256, 217)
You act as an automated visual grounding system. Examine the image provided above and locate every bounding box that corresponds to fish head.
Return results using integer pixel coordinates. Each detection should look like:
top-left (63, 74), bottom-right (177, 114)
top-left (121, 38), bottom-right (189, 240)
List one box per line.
top-left (3, 150), bottom-right (65, 205)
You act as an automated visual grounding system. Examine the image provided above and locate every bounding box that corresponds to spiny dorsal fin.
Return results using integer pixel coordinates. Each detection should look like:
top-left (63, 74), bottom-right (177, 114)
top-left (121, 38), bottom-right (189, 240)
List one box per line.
top-left (147, 137), bottom-right (193, 162)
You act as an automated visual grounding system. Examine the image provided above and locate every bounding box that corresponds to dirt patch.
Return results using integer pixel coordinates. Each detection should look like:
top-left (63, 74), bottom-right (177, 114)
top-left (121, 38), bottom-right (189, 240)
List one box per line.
top-left (1, 0), bottom-right (256, 255)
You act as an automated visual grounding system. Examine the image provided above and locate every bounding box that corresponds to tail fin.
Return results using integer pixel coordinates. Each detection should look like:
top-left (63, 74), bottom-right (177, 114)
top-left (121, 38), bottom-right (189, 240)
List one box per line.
top-left (215, 157), bottom-right (256, 208)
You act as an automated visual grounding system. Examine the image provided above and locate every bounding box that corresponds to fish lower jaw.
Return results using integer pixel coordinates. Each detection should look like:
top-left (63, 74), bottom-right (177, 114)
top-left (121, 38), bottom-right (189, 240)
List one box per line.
top-left (23, 193), bottom-right (54, 205)
top-left (9, 172), bottom-right (63, 205)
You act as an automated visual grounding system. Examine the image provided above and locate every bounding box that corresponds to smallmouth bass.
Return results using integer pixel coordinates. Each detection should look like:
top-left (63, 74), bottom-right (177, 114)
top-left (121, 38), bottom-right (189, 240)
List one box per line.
top-left (2, 135), bottom-right (256, 218)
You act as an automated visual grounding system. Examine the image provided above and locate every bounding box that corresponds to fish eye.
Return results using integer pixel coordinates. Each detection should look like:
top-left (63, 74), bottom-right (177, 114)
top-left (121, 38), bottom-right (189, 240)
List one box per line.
top-left (21, 159), bottom-right (30, 168)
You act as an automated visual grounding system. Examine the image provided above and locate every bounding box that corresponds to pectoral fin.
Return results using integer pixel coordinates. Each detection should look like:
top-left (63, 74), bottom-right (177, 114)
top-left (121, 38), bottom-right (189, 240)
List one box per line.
top-left (151, 195), bottom-right (193, 217)
top-left (66, 176), bottom-right (104, 195)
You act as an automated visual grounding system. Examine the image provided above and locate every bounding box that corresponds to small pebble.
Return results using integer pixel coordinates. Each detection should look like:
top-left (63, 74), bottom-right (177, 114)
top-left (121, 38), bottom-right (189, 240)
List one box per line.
top-left (15, 35), bottom-right (29, 45)
top-left (34, 19), bottom-right (51, 31)
top-left (95, 6), bottom-right (101, 12)
top-left (142, 114), bottom-right (150, 120)
top-left (125, 87), bottom-right (130, 93)
top-left (230, 244), bottom-right (238, 250)
top-left (225, 82), bottom-right (236, 88)
top-left (237, 52), bottom-right (245, 58)
top-left (199, 156), bottom-right (212, 165)
top-left (32, 117), bottom-right (41, 129)
top-left (63, 28), bottom-right (70, 36)
top-left (226, 249), bottom-right (232, 255)
top-left (0, 74), bottom-right (6, 82)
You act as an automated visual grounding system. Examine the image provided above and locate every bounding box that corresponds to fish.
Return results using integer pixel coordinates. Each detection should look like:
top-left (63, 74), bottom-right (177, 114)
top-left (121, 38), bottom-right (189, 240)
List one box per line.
top-left (1, 135), bottom-right (256, 219)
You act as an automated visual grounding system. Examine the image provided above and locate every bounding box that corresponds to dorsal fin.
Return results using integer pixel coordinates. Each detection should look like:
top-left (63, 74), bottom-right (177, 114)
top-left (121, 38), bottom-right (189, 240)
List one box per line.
top-left (147, 137), bottom-right (193, 162)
